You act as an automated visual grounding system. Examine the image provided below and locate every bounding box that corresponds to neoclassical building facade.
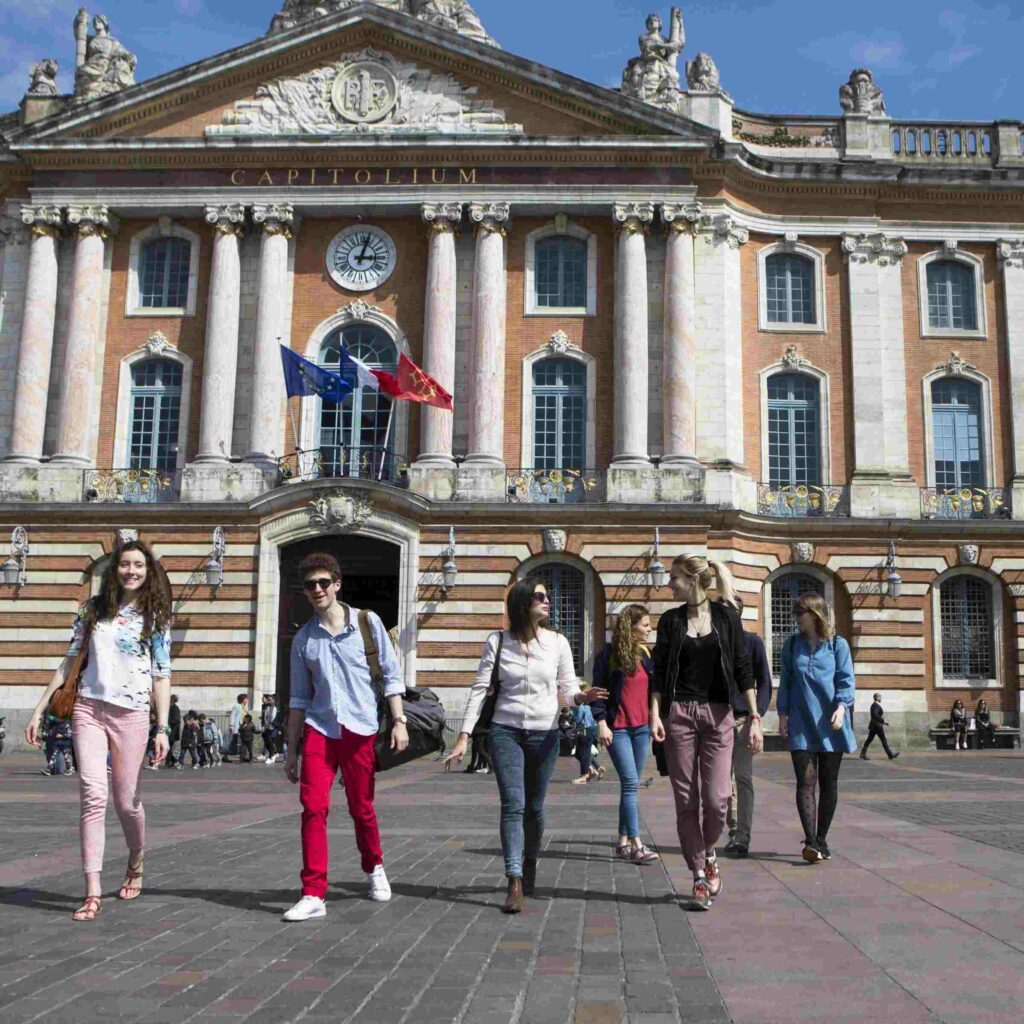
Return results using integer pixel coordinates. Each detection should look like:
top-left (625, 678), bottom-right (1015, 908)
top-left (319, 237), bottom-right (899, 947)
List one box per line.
top-left (1, 1), bottom-right (1023, 743)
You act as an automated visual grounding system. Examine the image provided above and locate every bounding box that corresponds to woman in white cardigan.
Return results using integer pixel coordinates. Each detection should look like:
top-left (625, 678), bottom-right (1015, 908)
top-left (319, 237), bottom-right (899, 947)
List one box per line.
top-left (444, 576), bottom-right (608, 913)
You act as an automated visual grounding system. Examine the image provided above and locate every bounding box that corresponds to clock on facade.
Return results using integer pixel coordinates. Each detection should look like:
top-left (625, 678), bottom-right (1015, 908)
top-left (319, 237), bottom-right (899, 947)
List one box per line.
top-left (327, 225), bottom-right (397, 291)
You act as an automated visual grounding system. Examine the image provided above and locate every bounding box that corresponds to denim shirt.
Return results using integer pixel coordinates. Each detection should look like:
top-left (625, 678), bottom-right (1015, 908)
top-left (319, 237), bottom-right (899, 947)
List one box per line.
top-left (289, 605), bottom-right (403, 738)
top-left (777, 633), bottom-right (857, 753)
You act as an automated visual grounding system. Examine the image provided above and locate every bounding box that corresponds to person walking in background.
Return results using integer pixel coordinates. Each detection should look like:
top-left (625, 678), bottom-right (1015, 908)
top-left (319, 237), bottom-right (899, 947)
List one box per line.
top-left (282, 552), bottom-right (409, 922)
top-left (974, 699), bottom-right (995, 749)
top-left (950, 699), bottom-right (968, 750)
top-left (209, 716), bottom-right (224, 766)
top-left (650, 555), bottom-right (763, 911)
top-left (593, 604), bottom-right (658, 864)
top-left (570, 697), bottom-right (603, 785)
top-left (198, 714), bottom-right (215, 767)
top-left (860, 693), bottom-right (899, 760)
top-left (778, 593), bottom-right (857, 864)
top-left (262, 695), bottom-right (279, 763)
top-left (23, 539), bottom-right (173, 922)
top-left (180, 714), bottom-right (200, 769)
top-left (724, 596), bottom-right (772, 858)
top-left (166, 694), bottom-right (181, 769)
top-left (239, 714), bottom-right (256, 763)
top-left (224, 693), bottom-right (248, 763)
top-left (443, 577), bottom-right (608, 914)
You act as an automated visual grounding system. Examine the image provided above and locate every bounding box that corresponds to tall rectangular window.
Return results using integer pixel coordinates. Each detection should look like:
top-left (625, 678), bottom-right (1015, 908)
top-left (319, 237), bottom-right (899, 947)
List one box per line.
top-left (139, 237), bottom-right (191, 309)
top-left (940, 576), bottom-right (994, 679)
top-left (533, 359), bottom-right (586, 470)
top-left (535, 237), bottom-right (587, 308)
top-left (927, 261), bottom-right (977, 331)
top-left (128, 359), bottom-right (183, 471)
top-left (767, 373), bottom-right (820, 487)
top-left (765, 254), bottom-right (815, 324)
top-left (931, 378), bottom-right (983, 489)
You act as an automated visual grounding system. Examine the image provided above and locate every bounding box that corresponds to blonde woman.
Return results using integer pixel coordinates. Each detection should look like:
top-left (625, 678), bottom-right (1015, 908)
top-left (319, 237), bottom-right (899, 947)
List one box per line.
top-left (650, 556), bottom-right (763, 911)
top-left (778, 592), bottom-right (857, 864)
top-left (593, 604), bottom-right (658, 863)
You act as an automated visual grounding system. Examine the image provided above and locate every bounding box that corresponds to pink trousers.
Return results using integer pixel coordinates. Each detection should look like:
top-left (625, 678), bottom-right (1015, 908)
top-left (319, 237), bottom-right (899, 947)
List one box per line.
top-left (663, 701), bottom-right (735, 874)
top-left (71, 697), bottom-right (150, 875)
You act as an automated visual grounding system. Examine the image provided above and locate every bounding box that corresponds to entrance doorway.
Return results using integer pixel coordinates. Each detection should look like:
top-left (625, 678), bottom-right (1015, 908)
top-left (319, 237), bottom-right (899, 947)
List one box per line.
top-left (276, 536), bottom-right (401, 707)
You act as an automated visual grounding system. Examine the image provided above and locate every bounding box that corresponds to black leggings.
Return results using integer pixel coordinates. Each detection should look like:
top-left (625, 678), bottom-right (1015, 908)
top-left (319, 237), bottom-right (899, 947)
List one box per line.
top-left (791, 751), bottom-right (844, 844)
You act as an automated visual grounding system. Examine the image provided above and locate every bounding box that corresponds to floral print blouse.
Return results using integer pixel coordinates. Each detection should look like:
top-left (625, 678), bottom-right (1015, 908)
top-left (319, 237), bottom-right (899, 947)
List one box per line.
top-left (68, 604), bottom-right (172, 711)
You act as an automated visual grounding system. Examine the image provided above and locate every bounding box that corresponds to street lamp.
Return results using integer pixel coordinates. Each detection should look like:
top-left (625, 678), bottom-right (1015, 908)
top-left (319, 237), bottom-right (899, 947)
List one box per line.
top-left (440, 526), bottom-right (458, 595)
top-left (205, 526), bottom-right (226, 591)
top-left (1, 527), bottom-right (28, 589)
top-left (648, 527), bottom-right (668, 589)
top-left (885, 541), bottom-right (902, 600)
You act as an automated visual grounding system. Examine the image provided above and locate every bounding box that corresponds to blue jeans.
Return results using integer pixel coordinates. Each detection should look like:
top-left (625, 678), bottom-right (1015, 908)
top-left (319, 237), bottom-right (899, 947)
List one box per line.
top-left (488, 723), bottom-right (560, 877)
top-left (607, 725), bottom-right (651, 839)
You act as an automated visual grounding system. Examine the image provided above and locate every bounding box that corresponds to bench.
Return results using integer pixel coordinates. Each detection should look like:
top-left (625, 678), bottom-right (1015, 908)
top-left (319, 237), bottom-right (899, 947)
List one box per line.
top-left (928, 727), bottom-right (1021, 750)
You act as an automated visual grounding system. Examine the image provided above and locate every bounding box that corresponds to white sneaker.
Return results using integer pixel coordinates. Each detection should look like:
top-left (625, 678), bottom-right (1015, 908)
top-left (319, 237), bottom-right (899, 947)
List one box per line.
top-left (282, 895), bottom-right (326, 922)
top-left (368, 864), bottom-right (391, 902)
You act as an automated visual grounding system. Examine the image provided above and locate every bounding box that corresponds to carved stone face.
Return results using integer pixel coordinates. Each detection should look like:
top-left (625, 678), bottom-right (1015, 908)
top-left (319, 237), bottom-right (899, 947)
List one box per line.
top-left (646, 15), bottom-right (661, 32)
top-left (94, 15), bottom-right (109, 34)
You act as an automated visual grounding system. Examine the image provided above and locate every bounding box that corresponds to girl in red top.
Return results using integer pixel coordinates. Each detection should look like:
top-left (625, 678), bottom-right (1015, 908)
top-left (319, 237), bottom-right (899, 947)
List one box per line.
top-left (592, 604), bottom-right (659, 863)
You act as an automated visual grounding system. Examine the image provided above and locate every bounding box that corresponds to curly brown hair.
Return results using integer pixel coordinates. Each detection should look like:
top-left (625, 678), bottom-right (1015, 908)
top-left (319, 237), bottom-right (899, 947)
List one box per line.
top-left (612, 604), bottom-right (650, 674)
top-left (86, 539), bottom-right (172, 640)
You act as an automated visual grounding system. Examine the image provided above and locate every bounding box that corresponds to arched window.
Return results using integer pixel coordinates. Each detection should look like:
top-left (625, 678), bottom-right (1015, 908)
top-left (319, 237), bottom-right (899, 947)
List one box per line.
top-left (319, 325), bottom-right (398, 480)
top-left (931, 378), bottom-right (983, 489)
top-left (533, 359), bottom-right (586, 471)
top-left (139, 237), bottom-right (191, 310)
top-left (767, 373), bottom-right (820, 487)
top-left (532, 563), bottom-right (585, 674)
top-left (927, 260), bottom-right (977, 331)
top-left (535, 236), bottom-right (587, 309)
top-left (939, 575), bottom-right (994, 680)
top-left (769, 571), bottom-right (825, 677)
top-left (765, 253), bottom-right (815, 325)
top-left (128, 359), bottom-right (183, 471)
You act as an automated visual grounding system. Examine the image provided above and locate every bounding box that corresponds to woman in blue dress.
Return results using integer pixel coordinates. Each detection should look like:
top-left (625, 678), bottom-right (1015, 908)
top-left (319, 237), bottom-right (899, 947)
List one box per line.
top-left (777, 592), bottom-right (857, 863)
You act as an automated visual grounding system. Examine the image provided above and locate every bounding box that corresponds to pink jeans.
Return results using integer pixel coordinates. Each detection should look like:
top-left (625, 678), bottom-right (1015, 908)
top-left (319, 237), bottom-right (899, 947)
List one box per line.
top-left (663, 701), bottom-right (735, 874)
top-left (71, 697), bottom-right (150, 875)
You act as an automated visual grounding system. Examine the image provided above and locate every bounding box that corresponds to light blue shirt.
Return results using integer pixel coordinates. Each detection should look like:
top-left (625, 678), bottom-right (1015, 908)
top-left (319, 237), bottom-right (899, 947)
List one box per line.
top-left (778, 633), bottom-right (857, 753)
top-left (289, 604), bottom-right (403, 738)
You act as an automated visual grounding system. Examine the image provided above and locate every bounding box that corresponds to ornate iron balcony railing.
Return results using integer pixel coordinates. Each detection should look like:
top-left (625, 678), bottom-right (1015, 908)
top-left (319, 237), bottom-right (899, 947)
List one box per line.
top-left (84, 467), bottom-right (180, 504)
top-left (278, 446), bottom-right (408, 486)
top-left (506, 468), bottom-right (602, 504)
top-left (757, 483), bottom-right (850, 518)
top-left (920, 486), bottom-right (1011, 520)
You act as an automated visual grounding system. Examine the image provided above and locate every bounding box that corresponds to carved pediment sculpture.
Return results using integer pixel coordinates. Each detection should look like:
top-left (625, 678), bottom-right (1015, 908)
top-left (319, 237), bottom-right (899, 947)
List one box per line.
top-left (209, 47), bottom-right (521, 136)
top-left (621, 6), bottom-right (685, 112)
top-left (268, 0), bottom-right (496, 46)
top-left (73, 12), bottom-right (137, 104)
top-left (27, 59), bottom-right (60, 97)
top-left (839, 68), bottom-right (886, 115)
top-left (308, 490), bottom-right (373, 532)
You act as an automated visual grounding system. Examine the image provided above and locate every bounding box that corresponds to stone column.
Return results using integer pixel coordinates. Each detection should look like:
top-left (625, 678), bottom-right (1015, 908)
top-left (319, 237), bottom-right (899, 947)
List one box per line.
top-left (408, 202), bottom-right (461, 501)
top-left (997, 239), bottom-right (1024, 517)
top-left (693, 212), bottom-right (750, 508)
top-left (842, 233), bottom-right (917, 517)
top-left (5, 205), bottom-right (62, 463)
top-left (194, 205), bottom-right (245, 464)
top-left (612, 202), bottom-right (654, 466)
top-left (52, 205), bottom-right (117, 466)
top-left (462, 202), bottom-right (510, 500)
top-left (246, 204), bottom-right (294, 467)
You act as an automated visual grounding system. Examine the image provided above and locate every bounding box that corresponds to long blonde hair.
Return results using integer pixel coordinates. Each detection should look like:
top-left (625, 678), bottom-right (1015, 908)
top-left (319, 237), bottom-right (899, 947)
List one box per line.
top-left (670, 554), bottom-right (738, 608)
top-left (612, 603), bottom-right (649, 674)
top-left (794, 592), bottom-right (835, 641)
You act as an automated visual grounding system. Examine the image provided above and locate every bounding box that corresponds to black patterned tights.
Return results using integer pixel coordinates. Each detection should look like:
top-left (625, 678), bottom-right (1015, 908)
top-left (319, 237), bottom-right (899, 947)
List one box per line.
top-left (790, 751), bottom-right (844, 844)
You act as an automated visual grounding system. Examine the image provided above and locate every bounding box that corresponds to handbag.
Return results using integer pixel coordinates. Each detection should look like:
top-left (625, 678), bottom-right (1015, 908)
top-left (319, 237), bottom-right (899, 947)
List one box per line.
top-left (49, 617), bottom-right (94, 720)
top-left (471, 631), bottom-right (504, 744)
top-left (359, 609), bottom-right (444, 772)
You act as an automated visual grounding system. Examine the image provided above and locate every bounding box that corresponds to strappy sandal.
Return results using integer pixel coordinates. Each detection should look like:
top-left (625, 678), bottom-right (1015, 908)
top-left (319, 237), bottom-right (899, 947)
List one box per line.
top-left (72, 895), bottom-right (102, 922)
top-left (118, 854), bottom-right (144, 900)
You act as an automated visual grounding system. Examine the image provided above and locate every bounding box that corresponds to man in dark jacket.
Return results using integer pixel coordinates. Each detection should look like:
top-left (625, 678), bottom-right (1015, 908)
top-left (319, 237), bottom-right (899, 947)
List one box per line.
top-left (860, 693), bottom-right (899, 760)
top-left (166, 694), bottom-right (181, 768)
top-left (725, 597), bottom-right (772, 857)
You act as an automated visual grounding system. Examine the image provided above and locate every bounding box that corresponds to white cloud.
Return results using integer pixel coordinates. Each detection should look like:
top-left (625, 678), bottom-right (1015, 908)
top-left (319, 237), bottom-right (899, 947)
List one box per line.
top-left (799, 30), bottom-right (912, 77)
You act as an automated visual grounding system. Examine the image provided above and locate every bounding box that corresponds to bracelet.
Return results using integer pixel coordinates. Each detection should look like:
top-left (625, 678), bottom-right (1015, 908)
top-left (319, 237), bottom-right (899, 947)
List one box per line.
top-left (748, 714), bottom-right (761, 722)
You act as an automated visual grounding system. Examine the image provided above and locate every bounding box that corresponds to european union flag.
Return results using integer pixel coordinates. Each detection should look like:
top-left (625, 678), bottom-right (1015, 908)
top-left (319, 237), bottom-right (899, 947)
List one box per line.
top-left (280, 345), bottom-right (353, 402)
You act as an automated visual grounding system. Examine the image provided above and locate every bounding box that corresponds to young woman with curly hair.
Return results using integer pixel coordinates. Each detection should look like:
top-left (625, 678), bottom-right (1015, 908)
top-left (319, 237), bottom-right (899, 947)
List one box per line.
top-left (592, 604), bottom-right (659, 864)
top-left (25, 539), bottom-right (174, 922)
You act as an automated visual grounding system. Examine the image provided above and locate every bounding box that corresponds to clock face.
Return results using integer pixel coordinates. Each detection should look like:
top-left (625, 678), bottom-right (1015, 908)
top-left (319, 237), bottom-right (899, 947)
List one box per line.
top-left (327, 226), bottom-right (397, 292)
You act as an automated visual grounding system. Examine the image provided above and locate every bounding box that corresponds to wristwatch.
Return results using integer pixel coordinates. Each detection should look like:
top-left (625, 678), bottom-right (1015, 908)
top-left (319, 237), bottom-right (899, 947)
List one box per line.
top-left (156, 725), bottom-right (171, 736)
top-left (393, 714), bottom-right (408, 725)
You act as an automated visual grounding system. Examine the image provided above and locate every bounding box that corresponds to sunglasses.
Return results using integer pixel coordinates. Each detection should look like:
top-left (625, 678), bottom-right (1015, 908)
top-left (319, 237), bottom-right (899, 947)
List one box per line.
top-left (303, 577), bottom-right (336, 592)
top-left (531, 592), bottom-right (550, 604)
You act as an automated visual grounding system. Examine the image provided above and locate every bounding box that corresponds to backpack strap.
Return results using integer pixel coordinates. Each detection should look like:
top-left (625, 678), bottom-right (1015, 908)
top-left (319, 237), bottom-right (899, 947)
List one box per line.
top-left (358, 609), bottom-right (383, 685)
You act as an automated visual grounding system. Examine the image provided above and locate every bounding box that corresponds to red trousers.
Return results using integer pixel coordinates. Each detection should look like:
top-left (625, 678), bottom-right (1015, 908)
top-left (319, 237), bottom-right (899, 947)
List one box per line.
top-left (300, 724), bottom-right (383, 898)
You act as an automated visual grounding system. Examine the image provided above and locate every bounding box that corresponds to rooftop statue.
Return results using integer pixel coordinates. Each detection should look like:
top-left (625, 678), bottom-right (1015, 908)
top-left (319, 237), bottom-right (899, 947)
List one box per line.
top-left (621, 7), bottom-right (685, 111)
top-left (686, 51), bottom-right (723, 94)
top-left (269, 0), bottom-right (496, 45)
top-left (27, 59), bottom-right (60, 97)
top-left (72, 11), bottom-right (137, 103)
top-left (839, 68), bottom-right (886, 115)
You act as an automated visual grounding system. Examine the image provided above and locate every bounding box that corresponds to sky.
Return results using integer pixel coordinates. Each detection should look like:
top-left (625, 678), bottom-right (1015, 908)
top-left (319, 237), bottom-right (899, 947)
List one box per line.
top-left (0, 0), bottom-right (1021, 122)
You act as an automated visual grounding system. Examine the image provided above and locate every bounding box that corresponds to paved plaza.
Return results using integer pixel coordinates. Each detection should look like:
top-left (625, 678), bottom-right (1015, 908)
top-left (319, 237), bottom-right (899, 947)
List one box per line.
top-left (1, 750), bottom-right (1023, 1024)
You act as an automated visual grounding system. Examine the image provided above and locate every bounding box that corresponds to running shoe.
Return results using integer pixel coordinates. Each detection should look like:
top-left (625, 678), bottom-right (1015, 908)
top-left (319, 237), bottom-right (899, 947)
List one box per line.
top-left (704, 858), bottom-right (722, 896)
top-left (690, 879), bottom-right (712, 910)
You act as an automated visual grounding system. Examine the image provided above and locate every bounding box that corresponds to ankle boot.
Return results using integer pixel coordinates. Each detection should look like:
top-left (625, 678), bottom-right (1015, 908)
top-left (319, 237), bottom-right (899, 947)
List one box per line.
top-left (522, 857), bottom-right (537, 896)
top-left (502, 876), bottom-right (524, 914)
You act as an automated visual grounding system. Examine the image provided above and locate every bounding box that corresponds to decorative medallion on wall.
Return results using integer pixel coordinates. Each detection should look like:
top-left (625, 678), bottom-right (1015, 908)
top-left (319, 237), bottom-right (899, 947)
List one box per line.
top-left (308, 490), bottom-right (373, 532)
top-left (542, 529), bottom-right (567, 553)
top-left (957, 544), bottom-right (980, 566)
top-left (791, 541), bottom-right (814, 563)
top-left (327, 225), bottom-right (397, 291)
top-left (116, 528), bottom-right (139, 546)
top-left (332, 59), bottom-right (400, 123)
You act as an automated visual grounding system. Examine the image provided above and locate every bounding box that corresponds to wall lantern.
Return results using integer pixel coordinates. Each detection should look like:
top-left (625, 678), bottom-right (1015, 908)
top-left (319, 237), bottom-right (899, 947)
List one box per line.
top-left (205, 526), bottom-right (226, 591)
top-left (648, 527), bottom-right (668, 589)
top-left (1, 527), bottom-right (28, 588)
top-left (885, 541), bottom-right (902, 600)
top-left (440, 526), bottom-right (458, 595)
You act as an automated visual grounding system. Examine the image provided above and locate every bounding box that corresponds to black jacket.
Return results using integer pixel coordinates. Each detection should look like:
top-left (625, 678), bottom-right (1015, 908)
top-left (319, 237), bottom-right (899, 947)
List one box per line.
top-left (869, 701), bottom-right (886, 727)
top-left (168, 703), bottom-right (181, 742)
top-left (590, 643), bottom-right (654, 725)
top-left (652, 601), bottom-right (754, 707)
top-left (732, 631), bottom-right (771, 718)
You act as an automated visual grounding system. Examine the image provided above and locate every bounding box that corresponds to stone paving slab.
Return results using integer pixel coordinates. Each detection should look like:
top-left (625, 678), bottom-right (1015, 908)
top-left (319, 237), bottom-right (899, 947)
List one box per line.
top-left (1, 751), bottom-right (1023, 1023)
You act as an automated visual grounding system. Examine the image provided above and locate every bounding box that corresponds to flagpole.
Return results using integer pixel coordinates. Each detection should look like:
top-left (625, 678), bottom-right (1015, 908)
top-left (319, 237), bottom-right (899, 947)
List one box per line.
top-left (377, 400), bottom-right (396, 482)
top-left (281, 336), bottom-right (304, 479)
